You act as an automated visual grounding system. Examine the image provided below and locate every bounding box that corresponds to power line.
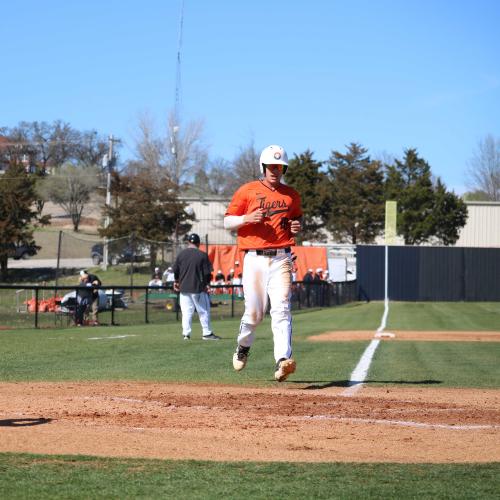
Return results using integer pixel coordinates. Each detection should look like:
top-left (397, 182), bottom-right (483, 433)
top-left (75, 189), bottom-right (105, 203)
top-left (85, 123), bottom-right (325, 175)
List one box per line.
top-left (0, 173), bottom-right (105, 181)
top-left (0, 141), bottom-right (84, 147)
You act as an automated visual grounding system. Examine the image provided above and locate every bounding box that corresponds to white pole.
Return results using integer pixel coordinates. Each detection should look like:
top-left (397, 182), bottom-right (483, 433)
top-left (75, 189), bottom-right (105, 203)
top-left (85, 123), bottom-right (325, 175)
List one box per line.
top-left (377, 244), bottom-right (389, 333)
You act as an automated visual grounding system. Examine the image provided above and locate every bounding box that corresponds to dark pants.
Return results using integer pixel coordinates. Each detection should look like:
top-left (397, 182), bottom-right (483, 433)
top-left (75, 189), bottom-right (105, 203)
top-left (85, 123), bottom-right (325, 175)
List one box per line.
top-left (75, 297), bottom-right (90, 325)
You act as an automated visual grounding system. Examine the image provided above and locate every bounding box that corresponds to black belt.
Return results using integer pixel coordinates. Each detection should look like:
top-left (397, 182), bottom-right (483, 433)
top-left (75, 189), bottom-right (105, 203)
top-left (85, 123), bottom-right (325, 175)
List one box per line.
top-left (246, 247), bottom-right (291, 257)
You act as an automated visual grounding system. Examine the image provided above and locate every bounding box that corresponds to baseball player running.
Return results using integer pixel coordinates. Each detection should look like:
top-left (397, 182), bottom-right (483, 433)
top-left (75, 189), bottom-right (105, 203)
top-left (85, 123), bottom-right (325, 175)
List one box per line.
top-left (173, 233), bottom-right (220, 341)
top-left (224, 144), bottom-right (302, 381)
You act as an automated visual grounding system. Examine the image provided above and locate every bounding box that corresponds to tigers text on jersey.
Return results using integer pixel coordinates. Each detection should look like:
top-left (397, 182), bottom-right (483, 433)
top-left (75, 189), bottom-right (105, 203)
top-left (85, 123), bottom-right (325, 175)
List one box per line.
top-left (225, 180), bottom-right (303, 250)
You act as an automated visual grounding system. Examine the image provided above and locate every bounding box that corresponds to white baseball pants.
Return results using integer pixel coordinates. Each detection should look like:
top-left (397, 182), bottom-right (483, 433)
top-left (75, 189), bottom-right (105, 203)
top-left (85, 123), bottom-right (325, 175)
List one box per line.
top-left (179, 292), bottom-right (213, 338)
top-left (237, 251), bottom-right (293, 362)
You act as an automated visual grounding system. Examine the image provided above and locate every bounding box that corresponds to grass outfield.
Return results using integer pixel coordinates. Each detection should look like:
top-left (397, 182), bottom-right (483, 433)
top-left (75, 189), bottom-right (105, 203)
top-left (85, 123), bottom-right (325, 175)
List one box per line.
top-left (385, 301), bottom-right (500, 331)
top-left (1, 302), bottom-right (499, 498)
top-left (1, 302), bottom-right (499, 387)
top-left (0, 454), bottom-right (498, 500)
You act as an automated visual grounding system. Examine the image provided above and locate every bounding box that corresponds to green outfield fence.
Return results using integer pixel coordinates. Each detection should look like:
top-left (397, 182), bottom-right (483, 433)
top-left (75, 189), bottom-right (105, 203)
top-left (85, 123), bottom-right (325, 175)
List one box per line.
top-left (0, 281), bottom-right (357, 329)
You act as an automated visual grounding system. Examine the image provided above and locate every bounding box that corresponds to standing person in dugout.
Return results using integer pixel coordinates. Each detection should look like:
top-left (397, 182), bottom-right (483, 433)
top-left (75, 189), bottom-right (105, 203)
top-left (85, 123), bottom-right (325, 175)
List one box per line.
top-left (224, 144), bottom-right (303, 382)
top-left (173, 233), bottom-right (221, 341)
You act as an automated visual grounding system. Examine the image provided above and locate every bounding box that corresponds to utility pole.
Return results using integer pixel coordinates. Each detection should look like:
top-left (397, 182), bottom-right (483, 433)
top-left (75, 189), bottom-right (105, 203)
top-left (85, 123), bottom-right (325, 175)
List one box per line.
top-left (102, 134), bottom-right (120, 270)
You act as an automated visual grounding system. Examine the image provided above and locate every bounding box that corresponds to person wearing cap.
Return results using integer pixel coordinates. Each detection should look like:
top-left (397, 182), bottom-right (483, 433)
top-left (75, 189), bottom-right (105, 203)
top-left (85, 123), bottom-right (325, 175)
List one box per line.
top-left (79, 269), bottom-right (102, 326)
top-left (75, 272), bottom-right (93, 326)
top-left (162, 266), bottom-right (175, 289)
top-left (172, 233), bottom-right (220, 341)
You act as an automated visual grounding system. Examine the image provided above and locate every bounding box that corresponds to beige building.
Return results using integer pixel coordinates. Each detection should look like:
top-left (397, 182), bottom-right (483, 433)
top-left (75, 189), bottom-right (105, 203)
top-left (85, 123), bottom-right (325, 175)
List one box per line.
top-left (455, 201), bottom-right (500, 248)
top-left (182, 191), bottom-right (235, 245)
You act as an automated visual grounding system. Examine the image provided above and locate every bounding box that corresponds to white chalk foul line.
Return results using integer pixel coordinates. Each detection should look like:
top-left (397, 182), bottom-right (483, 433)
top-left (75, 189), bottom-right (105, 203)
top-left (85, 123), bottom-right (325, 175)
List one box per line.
top-left (87, 335), bottom-right (137, 340)
top-left (341, 339), bottom-right (380, 397)
top-left (299, 415), bottom-right (500, 431)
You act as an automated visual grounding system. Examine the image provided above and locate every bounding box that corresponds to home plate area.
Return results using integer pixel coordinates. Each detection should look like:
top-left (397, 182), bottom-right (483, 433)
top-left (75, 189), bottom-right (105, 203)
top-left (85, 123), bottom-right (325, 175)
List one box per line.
top-left (0, 382), bottom-right (499, 463)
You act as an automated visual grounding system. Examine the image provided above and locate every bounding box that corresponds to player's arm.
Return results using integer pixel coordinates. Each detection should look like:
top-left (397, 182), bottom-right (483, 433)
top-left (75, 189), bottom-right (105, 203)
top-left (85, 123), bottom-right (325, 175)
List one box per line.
top-left (224, 186), bottom-right (265, 230)
top-left (224, 209), bottom-right (265, 230)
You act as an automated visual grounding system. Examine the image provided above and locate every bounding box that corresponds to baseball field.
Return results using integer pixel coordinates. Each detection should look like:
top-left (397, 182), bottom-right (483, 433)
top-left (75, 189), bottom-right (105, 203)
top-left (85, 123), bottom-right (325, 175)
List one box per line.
top-left (0, 301), bottom-right (499, 498)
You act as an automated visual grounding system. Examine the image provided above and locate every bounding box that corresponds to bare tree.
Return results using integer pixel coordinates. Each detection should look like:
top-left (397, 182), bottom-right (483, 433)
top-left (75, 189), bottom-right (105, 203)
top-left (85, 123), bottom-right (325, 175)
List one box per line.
top-left (41, 164), bottom-right (100, 231)
top-left (73, 130), bottom-right (109, 169)
top-left (168, 112), bottom-right (208, 185)
top-left (224, 140), bottom-right (261, 194)
top-left (466, 134), bottom-right (500, 201)
top-left (192, 157), bottom-right (233, 196)
top-left (132, 111), bottom-right (208, 185)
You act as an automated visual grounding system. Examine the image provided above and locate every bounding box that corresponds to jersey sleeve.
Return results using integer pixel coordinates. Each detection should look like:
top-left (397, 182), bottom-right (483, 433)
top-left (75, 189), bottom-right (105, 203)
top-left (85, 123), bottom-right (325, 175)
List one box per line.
top-left (225, 185), bottom-right (248, 216)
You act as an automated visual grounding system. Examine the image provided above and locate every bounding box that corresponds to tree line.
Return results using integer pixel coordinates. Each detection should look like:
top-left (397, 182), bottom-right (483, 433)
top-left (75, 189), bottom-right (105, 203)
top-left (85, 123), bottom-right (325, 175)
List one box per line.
top-left (1, 118), bottom-right (498, 278)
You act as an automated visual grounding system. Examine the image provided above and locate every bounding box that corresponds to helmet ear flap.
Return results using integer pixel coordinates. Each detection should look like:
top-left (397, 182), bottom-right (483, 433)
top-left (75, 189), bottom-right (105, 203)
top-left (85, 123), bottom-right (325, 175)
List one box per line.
top-left (282, 165), bottom-right (288, 175)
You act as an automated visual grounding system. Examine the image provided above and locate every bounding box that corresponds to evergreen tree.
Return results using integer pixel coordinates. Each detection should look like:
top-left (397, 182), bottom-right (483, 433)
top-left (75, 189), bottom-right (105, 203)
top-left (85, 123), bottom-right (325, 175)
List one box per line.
top-left (100, 170), bottom-right (194, 267)
top-left (0, 162), bottom-right (50, 279)
top-left (385, 148), bottom-right (467, 245)
top-left (431, 178), bottom-right (468, 245)
top-left (286, 150), bottom-right (327, 242)
top-left (385, 148), bottom-right (435, 244)
top-left (325, 143), bottom-right (385, 244)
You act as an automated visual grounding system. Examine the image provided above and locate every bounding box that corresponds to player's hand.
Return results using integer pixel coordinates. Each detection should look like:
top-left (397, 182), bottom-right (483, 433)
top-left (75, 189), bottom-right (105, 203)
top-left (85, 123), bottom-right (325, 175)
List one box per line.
top-left (173, 282), bottom-right (180, 292)
top-left (290, 219), bottom-right (301, 234)
top-left (245, 208), bottom-right (265, 224)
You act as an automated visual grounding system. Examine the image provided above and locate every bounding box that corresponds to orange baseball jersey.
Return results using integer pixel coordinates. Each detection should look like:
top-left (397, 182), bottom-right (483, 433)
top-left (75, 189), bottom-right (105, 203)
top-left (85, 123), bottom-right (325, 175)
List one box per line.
top-left (225, 180), bottom-right (303, 250)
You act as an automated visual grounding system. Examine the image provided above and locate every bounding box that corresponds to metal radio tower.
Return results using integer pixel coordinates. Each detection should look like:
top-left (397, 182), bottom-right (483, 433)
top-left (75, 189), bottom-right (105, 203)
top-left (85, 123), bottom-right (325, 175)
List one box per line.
top-left (171, 0), bottom-right (184, 185)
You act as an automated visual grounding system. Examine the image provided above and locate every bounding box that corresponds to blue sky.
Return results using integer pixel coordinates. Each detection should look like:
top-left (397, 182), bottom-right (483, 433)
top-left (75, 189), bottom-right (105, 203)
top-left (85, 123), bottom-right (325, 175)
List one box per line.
top-left (2, 0), bottom-right (499, 193)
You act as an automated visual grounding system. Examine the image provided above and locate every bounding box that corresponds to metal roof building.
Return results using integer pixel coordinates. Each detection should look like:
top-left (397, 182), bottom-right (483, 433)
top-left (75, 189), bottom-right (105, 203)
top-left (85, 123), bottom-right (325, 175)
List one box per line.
top-left (455, 201), bottom-right (500, 248)
top-left (182, 191), bottom-right (235, 245)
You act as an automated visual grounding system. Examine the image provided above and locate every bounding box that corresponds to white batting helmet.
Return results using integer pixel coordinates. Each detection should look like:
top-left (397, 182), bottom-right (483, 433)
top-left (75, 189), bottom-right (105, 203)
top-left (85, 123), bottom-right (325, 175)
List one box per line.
top-left (259, 145), bottom-right (288, 175)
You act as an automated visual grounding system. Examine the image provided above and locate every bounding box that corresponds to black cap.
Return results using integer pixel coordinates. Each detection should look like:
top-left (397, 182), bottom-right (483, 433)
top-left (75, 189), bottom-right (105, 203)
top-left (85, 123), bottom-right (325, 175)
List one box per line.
top-left (186, 233), bottom-right (201, 245)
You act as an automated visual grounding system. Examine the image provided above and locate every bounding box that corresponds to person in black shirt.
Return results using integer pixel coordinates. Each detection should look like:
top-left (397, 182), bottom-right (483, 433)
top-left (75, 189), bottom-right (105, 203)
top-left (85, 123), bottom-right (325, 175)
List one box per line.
top-left (75, 272), bottom-right (93, 326)
top-left (173, 233), bottom-right (220, 341)
top-left (80, 269), bottom-right (102, 326)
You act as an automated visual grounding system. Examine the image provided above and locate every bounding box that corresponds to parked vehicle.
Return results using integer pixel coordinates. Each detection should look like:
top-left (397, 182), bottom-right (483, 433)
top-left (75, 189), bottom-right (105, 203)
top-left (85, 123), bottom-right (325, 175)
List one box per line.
top-left (59, 289), bottom-right (127, 313)
top-left (4, 243), bottom-right (39, 260)
top-left (90, 243), bottom-right (150, 265)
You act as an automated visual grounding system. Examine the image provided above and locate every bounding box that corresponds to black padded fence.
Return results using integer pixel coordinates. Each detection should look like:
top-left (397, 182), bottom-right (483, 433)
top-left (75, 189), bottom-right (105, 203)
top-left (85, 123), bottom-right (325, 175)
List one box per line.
top-left (357, 245), bottom-right (500, 301)
top-left (0, 281), bottom-right (357, 329)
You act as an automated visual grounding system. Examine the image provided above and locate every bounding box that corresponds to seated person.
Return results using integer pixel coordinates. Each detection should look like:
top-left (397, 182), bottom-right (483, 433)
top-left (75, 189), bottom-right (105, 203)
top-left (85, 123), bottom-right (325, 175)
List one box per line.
top-left (148, 274), bottom-right (163, 288)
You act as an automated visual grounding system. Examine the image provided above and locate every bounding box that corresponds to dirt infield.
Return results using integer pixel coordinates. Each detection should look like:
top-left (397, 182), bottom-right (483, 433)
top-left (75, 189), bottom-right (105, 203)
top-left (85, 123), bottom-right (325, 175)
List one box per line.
top-left (1, 382), bottom-right (499, 463)
top-left (308, 331), bottom-right (500, 342)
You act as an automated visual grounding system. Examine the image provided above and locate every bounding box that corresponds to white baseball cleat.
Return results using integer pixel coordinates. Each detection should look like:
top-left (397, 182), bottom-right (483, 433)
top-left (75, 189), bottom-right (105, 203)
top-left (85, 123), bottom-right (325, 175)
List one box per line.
top-left (233, 345), bottom-right (250, 371)
top-left (274, 358), bottom-right (296, 382)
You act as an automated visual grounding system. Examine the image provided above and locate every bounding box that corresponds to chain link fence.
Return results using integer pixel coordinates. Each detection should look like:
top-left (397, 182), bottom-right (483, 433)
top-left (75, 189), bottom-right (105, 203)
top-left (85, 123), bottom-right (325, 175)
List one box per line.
top-left (0, 281), bottom-right (357, 330)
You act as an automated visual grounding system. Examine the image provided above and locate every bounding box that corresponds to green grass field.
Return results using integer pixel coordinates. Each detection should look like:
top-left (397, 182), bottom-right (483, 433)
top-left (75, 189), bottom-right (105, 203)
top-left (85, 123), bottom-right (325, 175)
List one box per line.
top-left (1, 302), bottom-right (499, 498)
top-left (1, 302), bottom-right (499, 387)
top-left (0, 454), bottom-right (498, 500)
